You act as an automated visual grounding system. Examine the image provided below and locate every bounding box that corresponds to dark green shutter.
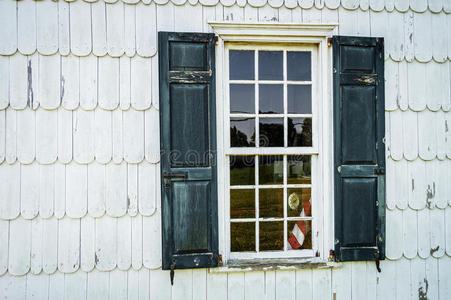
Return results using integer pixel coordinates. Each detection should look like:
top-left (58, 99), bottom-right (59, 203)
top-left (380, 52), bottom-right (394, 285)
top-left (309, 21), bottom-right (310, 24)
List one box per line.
top-left (333, 36), bottom-right (385, 262)
top-left (159, 32), bottom-right (218, 270)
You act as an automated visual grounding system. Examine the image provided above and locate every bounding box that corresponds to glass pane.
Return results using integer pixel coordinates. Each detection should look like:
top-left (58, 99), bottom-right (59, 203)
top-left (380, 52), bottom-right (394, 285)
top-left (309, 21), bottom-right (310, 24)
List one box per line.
top-left (230, 50), bottom-right (254, 80)
top-left (287, 51), bottom-right (311, 81)
top-left (230, 118), bottom-right (255, 147)
top-left (231, 222), bottom-right (256, 252)
top-left (230, 189), bottom-right (255, 219)
top-left (288, 117), bottom-right (312, 147)
top-left (259, 118), bottom-right (284, 147)
top-left (230, 84), bottom-right (255, 114)
top-left (287, 220), bottom-right (312, 250)
top-left (287, 85), bottom-right (312, 114)
top-left (259, 84), bottom-right (283, 114)
top-left (230, 156), bottom-right (255, 186)
top-left (287, 188), bottom-right (311, 217)
top-left (259, 155), bottom-right (283, 185)
top-left (259, 221), bottom-right (284, 251)
top-left (287, 155), bottom-right (311, 184)
top-left (258, 51), bottom-right (283, 80)
top-left (259, 188), bottom-right (283, 218)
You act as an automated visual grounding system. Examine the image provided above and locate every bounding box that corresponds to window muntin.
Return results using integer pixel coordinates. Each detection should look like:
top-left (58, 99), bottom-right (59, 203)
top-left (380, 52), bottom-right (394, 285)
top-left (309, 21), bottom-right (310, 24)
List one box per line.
top-left (225, 44), bottom-right (319, 259)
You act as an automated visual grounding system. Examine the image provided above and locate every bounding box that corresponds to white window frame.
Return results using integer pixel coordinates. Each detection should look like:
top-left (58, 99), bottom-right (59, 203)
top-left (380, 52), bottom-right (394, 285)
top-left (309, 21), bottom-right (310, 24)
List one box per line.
top-left (210, 22), bottom-right (337, 264)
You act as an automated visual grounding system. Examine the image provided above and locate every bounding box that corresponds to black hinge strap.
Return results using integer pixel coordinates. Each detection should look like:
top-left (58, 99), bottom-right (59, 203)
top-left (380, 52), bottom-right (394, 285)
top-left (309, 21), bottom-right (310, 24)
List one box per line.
top-left (170, 264), bottom-right (175, 285)
top-left (375, 252), bottom-right (381, 273)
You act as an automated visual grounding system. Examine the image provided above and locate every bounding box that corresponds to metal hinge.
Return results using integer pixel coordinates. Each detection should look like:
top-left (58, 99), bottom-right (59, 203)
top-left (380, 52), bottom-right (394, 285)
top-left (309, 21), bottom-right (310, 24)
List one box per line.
top-left (374, 251), bottom-right (381, 273)
top-left (374, 167), bottom-right (385, 175)
top-left (170, 264), bottom-right (175, 286)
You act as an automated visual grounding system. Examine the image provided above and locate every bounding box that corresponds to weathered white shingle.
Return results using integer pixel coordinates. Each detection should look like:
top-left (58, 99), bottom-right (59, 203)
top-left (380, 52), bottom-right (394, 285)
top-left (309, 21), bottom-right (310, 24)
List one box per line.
top-left (9, 54), bottom-right (28, 110)
top-left (8, 218), bottom-right (31, 276)
top-left (18, 0), bottom-right (36, 56)
top-left (37, 0), bottom-right (58, 55)
top-left (0, 1), bottom-right (17, 56)
top-left (106, 162), bottom-right (128, 217)
top-left (70, 1), bottom-right (92, 57)
top-left (61, 55), bottom-right (80, 110)
top-left (20, 162), bottom-right (40, 220)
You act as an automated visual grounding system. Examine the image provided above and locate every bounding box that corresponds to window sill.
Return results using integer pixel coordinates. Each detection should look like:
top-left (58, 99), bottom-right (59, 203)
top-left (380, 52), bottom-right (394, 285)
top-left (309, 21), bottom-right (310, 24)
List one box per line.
top-left (208, 257), bottom-right (342, 273)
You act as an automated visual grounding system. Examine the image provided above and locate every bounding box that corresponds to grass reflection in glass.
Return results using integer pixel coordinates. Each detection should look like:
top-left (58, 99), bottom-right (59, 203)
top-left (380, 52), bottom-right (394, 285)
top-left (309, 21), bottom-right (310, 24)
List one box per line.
top-left (231, 222), bottom-right (256, 252)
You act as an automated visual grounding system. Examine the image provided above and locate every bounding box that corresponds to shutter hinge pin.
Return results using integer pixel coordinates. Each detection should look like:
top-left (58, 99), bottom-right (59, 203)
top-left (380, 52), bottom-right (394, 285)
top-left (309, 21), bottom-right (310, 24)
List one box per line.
top-left (327, 37), bottom-right (333, 47)
top-left (218, 254), bottom-right (223, 266)
top-left (170, 264), bottom-right (175, 286)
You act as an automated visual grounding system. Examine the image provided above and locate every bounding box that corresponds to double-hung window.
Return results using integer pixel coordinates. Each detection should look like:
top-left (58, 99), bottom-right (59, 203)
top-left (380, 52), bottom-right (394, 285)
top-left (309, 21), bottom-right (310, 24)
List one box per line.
top-left (225, 44), bottom-right (320, 259)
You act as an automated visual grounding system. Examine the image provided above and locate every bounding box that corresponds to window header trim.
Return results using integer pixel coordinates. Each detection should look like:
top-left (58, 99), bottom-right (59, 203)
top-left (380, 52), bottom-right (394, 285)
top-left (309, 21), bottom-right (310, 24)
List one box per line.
top-left (209, 22), bottom-right (337, 41)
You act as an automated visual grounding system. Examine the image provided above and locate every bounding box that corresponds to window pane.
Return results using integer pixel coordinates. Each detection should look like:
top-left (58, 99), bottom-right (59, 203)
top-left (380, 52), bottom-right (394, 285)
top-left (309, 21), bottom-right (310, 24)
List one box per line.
top-left (258, 51), bottom-right (283, 80)
top-left (230, 156), bottom-right (255, 186)
top-left (260, 221), bottom-right (284, 251)
top-left (259, 84), bottom-right (283, 114)
top-left (259, 118), bottom-right (284, 147)
top-left (287, 220), bottom-right (312, 250)
top-left (230, 118), bottom-right (255, 147)
top-left (259, 188), bottom-right (283, 218)
top-left (287, 188), bottom-right (311, 217)
top-left (287, 51), bottom-right (311, 81)
top-left (287, 85), bottom-right (312, 114)
top-left (230, 50), bottom-right (254, 80)
top-left (288, 117), bottom-right (312, 147)
top-left (231, 222), bottom-right (256, 252)
top-left (259, 155), bottom-right (283, 185)
top-left (287, 155), bottom-right (311, 184)
top-left (230, 84), bottom-right (255, 114)
top-left (230, 189), bottom-right (255, 219)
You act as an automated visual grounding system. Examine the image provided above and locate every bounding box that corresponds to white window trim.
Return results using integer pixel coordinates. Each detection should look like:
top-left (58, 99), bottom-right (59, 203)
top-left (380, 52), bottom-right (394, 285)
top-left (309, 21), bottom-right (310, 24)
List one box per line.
top-left (210, 22), bottom-right (337, 265)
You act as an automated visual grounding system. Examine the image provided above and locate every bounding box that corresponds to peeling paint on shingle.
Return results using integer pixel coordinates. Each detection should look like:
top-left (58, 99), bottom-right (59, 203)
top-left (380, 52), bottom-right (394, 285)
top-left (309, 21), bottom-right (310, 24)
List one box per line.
top-left (430, 246), bottom-right (439, 256)
top-left (418, 278), bottom-right (429, 300)
top-left (27, 59), bottom-right (33, 109)
top-left (60, 76), bottom-right (65, 105)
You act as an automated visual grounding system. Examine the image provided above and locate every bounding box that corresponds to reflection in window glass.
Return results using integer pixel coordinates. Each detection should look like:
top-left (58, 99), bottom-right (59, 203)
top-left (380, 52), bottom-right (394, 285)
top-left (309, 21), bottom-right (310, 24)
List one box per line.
top-left (230, 118), bottom-right (255, 147)
top-left (259, 189), bottom-right (283, 218)
top-left (230, 84), bottom-right (255, 114)
top-left (229, 50), bottom-right (254, 80)
top-left (287, 188), bottom-right (311, 217)
top-left (259, 155), bottom-right (283, 185)
top-left (259, 118), bottom-right (284, 147)
top-left (259, 84), bottom-right (283, 114)
top-left (287, 51), bottom-right (311, 81)
top-left (258, 51), bottom-right (283, 80)
top-left (288, 117), bottom-right (312, 147)
top-left (230, 189), bottom-right (255, 219)
top-left (287, 220), bottom-right (312, 250)
top-left (231, 222), bottom-right (256, 252)
top-left (287, 155), bottom-right (311, 184)
top-left (230, 156), bottom-right (255, 186)
top-left (287, 85), bottom-right (312, 114)
top-left (260, 221), bottom-right (284, 251)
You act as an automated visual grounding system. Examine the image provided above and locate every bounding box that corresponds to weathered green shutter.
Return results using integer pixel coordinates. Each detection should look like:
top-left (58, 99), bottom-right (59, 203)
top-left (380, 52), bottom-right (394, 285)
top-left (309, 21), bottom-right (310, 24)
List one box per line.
top-left (333, 36), bottom-right (385, 262)
top-left (159, 32), bottom-right (218, 270)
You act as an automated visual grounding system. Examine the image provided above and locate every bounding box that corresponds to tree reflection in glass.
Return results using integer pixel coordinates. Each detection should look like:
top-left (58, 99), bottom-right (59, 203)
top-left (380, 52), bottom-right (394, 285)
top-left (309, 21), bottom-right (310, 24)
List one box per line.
top-left (230, 118), bottom-right (255, 147)
top-left (259, 118), bottom-right (284, 147)
top-left (288, 117), bottom-right (312, 147)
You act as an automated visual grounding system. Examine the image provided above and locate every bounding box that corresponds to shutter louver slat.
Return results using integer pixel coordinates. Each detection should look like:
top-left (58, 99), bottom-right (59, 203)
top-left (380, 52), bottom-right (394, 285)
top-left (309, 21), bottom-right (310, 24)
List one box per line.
top-left (333, 36), bottom-right (385, 262)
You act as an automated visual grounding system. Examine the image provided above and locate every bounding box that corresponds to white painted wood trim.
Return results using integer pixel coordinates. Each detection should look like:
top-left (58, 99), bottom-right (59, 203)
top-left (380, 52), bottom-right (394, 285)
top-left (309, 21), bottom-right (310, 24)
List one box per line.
top-left (213, 22), bottom-right (336, 264)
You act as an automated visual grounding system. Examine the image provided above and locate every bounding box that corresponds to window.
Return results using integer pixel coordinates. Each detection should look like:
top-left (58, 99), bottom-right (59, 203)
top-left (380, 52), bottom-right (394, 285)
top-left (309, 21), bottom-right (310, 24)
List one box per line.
top-left (225, 45), bottom-right (320, 259)
top-left (158, 28), bottom-right (386, 271)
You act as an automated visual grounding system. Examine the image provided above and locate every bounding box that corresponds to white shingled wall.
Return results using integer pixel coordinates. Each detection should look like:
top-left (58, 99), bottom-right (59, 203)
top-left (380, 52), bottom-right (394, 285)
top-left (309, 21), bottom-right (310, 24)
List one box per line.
top-left (0, 0), bottom-right (451, 299)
